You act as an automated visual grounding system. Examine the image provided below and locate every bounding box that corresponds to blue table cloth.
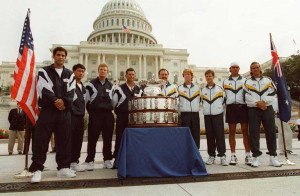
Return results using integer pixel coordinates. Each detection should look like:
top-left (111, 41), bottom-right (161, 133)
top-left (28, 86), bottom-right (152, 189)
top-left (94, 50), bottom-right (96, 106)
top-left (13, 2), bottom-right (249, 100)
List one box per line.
top-left (114, 127), bottom-right (208, 179)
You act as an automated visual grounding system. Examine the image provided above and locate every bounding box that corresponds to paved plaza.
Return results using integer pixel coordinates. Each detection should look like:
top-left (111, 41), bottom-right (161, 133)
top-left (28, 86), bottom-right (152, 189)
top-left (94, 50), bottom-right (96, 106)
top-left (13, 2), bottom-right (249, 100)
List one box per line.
top-left (0, 137), bottom-right (299, 195)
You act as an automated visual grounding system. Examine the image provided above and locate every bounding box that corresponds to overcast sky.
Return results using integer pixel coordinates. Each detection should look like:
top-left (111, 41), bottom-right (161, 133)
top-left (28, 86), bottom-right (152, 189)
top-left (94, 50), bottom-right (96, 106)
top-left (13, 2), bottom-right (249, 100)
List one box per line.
top-left (1, 0), bottom-right (300, 73)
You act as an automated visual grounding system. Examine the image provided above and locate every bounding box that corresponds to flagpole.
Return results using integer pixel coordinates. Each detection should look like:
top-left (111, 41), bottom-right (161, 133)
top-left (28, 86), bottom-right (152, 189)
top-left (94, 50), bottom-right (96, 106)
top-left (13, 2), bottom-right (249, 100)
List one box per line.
top-left (14, 8), bottom-right (35, 178)
top-left (280, 120), bottom-right (288, 158)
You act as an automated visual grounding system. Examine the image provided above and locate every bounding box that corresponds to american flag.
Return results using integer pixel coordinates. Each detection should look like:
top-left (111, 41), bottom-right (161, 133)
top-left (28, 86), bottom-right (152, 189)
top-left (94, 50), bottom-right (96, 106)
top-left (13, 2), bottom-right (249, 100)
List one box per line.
top-left (270, 33), bottom-right (291, 122)
top-left (122, 25), bottom-right (131, 34)
top-left (11, 10), bottom-right (39, 125)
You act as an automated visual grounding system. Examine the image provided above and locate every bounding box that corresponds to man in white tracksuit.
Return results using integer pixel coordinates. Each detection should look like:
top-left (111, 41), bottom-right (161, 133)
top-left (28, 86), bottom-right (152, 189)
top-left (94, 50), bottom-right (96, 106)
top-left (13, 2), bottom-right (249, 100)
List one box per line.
top-left (243, 62), bottom-right (281, 167)
top-left (158, 68), bottom-right (178, 97)
top-left (177, 69), bottom-right (201, 149)
top-left (223, 62), bottom-right (252, 165)
top-left (202, 69), bottom-right (228, 166)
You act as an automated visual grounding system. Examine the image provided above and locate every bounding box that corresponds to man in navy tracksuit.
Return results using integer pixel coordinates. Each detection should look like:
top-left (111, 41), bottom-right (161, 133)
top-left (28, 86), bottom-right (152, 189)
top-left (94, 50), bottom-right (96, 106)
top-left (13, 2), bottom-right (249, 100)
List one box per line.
top-left (112, 68), bottom-right (143, 159)
top-left (85, 63), bottom-right (114, 170)
top-left (30, 47), bottom-right (76, 183)
top-left (70, 64), bottom-right (86, 172)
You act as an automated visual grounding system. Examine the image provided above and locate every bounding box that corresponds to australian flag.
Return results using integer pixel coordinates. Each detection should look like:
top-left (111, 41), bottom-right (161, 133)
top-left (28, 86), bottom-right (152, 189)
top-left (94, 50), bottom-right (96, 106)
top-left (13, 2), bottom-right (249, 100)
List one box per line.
top-left (270, 34), bottom-right (292, 122)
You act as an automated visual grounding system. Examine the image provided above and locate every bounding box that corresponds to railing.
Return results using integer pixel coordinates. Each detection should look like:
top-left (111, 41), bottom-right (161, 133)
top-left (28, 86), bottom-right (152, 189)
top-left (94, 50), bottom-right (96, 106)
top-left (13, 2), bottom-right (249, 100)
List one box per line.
top-left (81, 41), bottom-right (163, 48)
top-left (0, 96), bottom-right (15, 103)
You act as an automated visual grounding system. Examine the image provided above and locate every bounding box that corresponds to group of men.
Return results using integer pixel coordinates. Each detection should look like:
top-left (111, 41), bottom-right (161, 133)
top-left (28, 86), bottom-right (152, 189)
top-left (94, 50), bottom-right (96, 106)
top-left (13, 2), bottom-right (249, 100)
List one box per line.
top-left (28, 46), bottom-right (291, 183)
top-left (29, 47), bottom-right (144, 183)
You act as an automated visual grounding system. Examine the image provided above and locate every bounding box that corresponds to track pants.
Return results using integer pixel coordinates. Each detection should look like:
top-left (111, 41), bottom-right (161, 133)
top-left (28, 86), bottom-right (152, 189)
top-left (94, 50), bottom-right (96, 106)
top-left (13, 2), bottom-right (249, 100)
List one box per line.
top-left (85, 110), bottom-right (114, 162)
top-left (248, 106), bottom-right (277, 157)
top-left (204, 113), bottom-right (226, 157)
top-left (181, 112), bottom-right (200, 149)
top-left (29, 109), bottom-right (72, 172)
top-left (71, 115), bottom-right (84, 163)
top-left (113, 112), bottom-right (128, 159)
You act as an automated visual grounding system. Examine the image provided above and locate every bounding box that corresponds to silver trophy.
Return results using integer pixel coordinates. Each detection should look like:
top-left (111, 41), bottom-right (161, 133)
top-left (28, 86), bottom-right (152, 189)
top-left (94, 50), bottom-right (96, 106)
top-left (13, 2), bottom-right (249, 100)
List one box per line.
top-left (139, 78), bottom-right (166, 96)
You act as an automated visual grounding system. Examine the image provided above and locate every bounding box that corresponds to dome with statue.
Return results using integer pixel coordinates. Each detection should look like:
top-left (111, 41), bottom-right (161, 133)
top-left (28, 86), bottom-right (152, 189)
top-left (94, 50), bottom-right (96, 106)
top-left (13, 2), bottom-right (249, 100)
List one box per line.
top-left (87, 0), bottom-right (157, 45)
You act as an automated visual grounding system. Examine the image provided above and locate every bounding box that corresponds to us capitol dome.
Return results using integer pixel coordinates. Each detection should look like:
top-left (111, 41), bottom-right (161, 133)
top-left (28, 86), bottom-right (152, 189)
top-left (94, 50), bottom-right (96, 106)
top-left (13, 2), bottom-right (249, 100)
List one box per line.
top-left (49, 0), bottom-right (189, 84)
top-left (87, 0), bottom-right (157, 45)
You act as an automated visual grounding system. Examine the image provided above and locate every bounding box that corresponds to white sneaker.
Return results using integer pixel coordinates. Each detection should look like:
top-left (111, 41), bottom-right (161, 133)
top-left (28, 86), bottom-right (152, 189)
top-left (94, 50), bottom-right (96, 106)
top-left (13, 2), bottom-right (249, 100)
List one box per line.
top-left (31, 170), bottom-right (42, 183)
top-left (86, 161), bottom-right (94, 171)
top-left (220, 156), bottom-right (228, 166)
top-left (269, 156), bottom-right (282, 167)
top-left (70, 162), bottom-right (85, 172)
top-left (229, 155), bottom-right (238, 165)
top-left (206, 156), bottom-right (215, 165)
top-left (70, 169), bottom-right (76, 174)
top-left (57, 168), bottom-right (76, 178)
top-left (251, 156), bottom-right (260, 167)
top-left (245, 155), bottom-right (252, 166)
top-left (103, 160), bottom-right (113, 169)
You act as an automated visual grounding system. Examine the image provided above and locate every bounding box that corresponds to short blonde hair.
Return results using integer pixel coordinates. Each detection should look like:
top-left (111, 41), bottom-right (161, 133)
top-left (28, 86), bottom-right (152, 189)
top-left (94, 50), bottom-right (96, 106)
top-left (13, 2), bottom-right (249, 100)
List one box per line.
top-left (98, 63), bottom-right (109, 71)
top-left (182, 69), bottom-right (194, 78)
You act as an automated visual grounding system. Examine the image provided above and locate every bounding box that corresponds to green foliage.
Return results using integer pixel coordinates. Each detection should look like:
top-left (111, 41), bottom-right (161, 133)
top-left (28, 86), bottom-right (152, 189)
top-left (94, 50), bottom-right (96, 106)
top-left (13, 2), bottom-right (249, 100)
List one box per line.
top-left (263, 55), bottom-right (300, 101)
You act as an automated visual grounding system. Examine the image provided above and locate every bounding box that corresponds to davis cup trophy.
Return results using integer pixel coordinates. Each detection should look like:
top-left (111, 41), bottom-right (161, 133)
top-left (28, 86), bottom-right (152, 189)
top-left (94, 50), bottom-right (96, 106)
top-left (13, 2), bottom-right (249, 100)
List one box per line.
top-left (128, 78), bottom-right (179, 127)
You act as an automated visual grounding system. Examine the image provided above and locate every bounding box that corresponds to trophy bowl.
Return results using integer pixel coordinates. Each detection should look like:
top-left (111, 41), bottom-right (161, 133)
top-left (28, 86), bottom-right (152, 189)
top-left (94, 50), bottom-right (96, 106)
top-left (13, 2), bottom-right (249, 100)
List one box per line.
top-left (143, 86), bottom-right (161, 96)
top-left (129, 77), bottom-right (178, 127)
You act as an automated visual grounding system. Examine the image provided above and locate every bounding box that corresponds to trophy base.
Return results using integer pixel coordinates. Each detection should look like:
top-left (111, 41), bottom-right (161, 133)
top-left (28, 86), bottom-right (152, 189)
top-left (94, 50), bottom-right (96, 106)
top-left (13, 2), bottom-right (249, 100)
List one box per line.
top-left (128, 123), bottom-right (179, 128)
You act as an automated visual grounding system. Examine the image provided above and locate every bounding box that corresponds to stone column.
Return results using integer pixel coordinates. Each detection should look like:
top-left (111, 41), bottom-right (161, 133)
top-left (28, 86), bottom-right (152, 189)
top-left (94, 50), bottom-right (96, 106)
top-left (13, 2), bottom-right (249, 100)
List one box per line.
top-left (85, 54), bottom-right (89, 81)
top-left (79, 54), bottom-right (83, 64)
top-left (118, 33), bottom-right (121, 44)
top-left (105, 34), bottom-right (108, 43)
top-left (114, 55), bottom-right (118, 79)
top-left (97, 54), bottom-right (101, 65)
top-left (100, 35), bottom-right (102, 43)
top-left (103, 54), bottom-right (106, 63)
top-left (143, 56), bottom-right (147, 78)
top-left (127, 55), bottom-right (130, 68)
top-left (139, 56), bottom-right (142, 79)
top-left (155, 56), bottom-right (158, 77)
top-left (125, 33), bottom-right (128, 44)
top-left (160, 56), bottom-right (164, 68)
top-left (112, 33), bottom-right (115, 43)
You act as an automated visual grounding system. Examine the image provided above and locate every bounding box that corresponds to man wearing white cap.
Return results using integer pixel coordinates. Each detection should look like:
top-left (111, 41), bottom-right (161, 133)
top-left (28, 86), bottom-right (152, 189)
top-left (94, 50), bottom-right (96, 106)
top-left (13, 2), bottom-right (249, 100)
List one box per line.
top-left (223, 62), bottom-right (252, 165)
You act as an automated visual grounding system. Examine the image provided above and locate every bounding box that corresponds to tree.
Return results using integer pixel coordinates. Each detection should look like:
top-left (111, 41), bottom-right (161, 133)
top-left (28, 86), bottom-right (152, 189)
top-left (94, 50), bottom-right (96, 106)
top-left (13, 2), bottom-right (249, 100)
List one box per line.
top-left (263, 54), bottom-right (300, 101)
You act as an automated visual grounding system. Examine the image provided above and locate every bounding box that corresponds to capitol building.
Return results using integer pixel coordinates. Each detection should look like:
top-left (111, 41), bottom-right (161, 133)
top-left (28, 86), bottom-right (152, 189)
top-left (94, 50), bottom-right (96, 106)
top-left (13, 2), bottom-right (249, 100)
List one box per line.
top-left (52, 0), bottom-right (189, 84)
top-left (0, 0), bottom-right (232, 88)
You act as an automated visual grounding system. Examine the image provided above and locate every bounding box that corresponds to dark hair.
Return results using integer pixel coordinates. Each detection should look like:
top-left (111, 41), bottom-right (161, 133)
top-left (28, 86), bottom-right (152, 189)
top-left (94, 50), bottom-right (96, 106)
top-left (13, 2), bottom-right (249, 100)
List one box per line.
top-left (205, 69), bottom-right (215, 76)
top-left (126, 68), bottom-right (135, 75)
top-left (53, 47), bottom-right (68, 56)
top-left (72, 64), bottom-right (86, 71)
top-left (158, 68), bottom-right (169, 75)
